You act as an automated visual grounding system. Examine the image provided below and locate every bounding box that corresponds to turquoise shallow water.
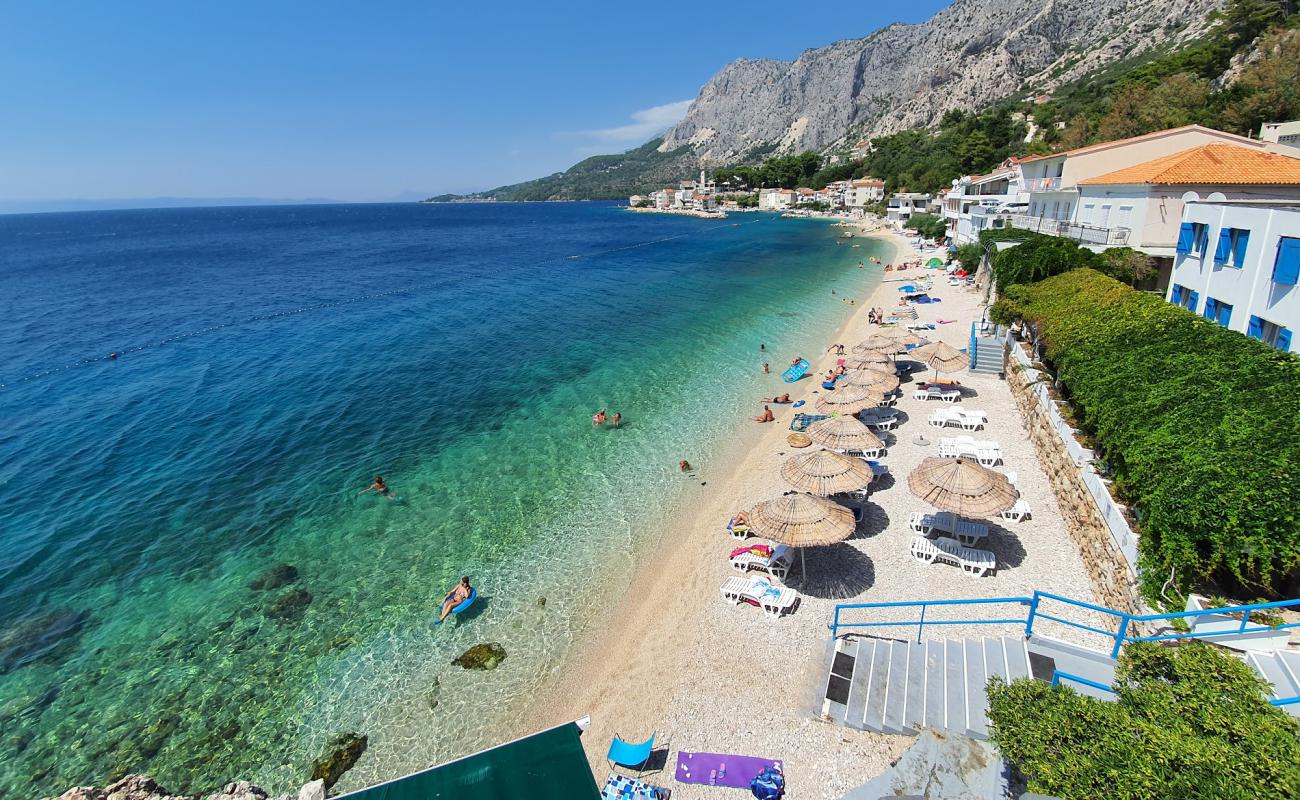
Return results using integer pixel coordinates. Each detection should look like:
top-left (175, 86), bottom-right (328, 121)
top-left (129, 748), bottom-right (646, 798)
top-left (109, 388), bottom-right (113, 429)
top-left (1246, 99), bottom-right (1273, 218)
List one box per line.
top-left (0, 203), bottom-right (887, 795)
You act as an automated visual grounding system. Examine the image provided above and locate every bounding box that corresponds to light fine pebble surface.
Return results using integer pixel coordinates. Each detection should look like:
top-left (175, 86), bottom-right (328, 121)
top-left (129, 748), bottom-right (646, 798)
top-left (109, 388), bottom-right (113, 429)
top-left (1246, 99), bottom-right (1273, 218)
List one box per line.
top-left (528, 223), bottom-right (1109, 799)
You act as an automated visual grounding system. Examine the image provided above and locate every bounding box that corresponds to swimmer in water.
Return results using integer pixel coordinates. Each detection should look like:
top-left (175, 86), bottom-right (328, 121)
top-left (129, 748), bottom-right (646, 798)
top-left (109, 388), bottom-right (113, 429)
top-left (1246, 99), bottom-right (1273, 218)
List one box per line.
top-left (359, 475), bottom-right (394, 500)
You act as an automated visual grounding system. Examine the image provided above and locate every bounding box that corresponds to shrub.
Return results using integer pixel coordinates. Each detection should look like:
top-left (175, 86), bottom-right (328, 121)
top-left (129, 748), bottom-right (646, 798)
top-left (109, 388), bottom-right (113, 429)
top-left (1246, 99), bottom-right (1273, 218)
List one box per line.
top-left (905, 212), bottom-right (946, 239)
top-left (954, 242), bottom-right (984, 272)
top-left (988, 641), bottom-right (1300, 800)
top-left (992, 269), bottom-right (1300, 597)
top-left (991, 235), bottom-right (1098, 290)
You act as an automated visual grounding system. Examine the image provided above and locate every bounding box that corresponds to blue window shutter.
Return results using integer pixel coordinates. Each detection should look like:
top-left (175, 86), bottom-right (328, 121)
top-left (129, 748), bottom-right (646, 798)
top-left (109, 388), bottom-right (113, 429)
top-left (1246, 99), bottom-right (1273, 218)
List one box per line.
top-left (1187, 290), bottom-right (1199, 312)
top-left (1214, 229), bottom-right (1233, 263)
top-left (1247, 316), bottom-right (1264, 340)
top-left (1275, 237), bottom-right (1300, 284)
top-left (1217, 303), bottom-right (1232, 328)
top-left (1197, 225), bottom-right (1210, 256)
top-left (1203, 298), bottom-right (1217, 320)
top-left (1176, 223), bottom-right (1195, 254)
top-left (1232, 230), bottom-right (1250, 266)
top-left (1171, 285), bottom-right (1183, 304)
top-left (1278, 327), bottom-right (1293, 353)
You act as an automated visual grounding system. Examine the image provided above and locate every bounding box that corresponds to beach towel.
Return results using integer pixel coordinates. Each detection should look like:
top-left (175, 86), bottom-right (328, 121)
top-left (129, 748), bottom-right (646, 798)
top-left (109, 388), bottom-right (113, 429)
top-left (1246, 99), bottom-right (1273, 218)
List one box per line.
top-left (751, 765), bottom-right (786, 799)
top-left (729, 544), bottom-right (773, 559)
top-left (675, 752), bottom-right (785, 789)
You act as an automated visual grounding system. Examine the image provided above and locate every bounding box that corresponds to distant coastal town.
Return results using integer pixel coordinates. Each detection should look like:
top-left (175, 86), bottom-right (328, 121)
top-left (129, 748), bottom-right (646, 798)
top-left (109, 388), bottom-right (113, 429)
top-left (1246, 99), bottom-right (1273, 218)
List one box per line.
top-left (627, 169), bottom-right (888, 219)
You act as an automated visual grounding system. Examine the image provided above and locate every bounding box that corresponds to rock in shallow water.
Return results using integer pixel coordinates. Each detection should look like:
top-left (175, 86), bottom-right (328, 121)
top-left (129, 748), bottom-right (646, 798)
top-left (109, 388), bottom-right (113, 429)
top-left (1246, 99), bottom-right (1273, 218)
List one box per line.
top-left (0, 609), bottom-right (91, 675)
top-left (266, 589), bottom-right (312, 622)
top-left (452, 642), bottom-right (507, 670)
top-left (248, 564), bottom-right (299, 591)
top-left (309, 732), bottom-right (368, 790)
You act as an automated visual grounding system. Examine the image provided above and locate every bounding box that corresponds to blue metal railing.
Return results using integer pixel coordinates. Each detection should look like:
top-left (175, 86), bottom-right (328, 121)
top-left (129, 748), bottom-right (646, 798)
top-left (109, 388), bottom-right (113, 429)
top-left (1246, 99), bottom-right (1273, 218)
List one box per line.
top-left (968, 321), bottom-right (978, 369)
top-left (1051, 670), bottom-right (1116, 695)
top-left (829, 591), bottom-right (1300, 661)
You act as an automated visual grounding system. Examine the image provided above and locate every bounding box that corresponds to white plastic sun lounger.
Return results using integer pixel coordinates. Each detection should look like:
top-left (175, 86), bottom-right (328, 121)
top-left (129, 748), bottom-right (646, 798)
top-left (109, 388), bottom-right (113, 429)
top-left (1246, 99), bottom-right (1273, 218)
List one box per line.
top-left (938, 437), bottom-right (1003, 467)
top-left (720, 576), bottom-right (798, 617)
top-left (928, 408), bottom-right (978, 430)
top-left (730, 544), bottom-right (793, 581)
top-left (913, 386), bottom-right (961, 403)
top-left (999, 498), bottom-right (1032, 522)
top-left (909, 535), bottom-right (996, 577)
top-left (907, 511), bottom-right (989, 546)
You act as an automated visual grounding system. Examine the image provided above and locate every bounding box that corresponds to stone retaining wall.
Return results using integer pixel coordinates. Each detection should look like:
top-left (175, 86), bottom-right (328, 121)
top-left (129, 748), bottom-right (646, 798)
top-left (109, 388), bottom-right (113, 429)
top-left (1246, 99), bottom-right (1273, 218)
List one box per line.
top-left (1003, 338), bottom-right (1149, 618)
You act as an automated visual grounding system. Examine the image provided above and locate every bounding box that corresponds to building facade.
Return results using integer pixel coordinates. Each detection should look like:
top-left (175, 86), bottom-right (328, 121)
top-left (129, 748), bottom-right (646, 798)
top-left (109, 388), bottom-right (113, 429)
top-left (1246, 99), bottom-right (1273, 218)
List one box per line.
top-left (887, 193), bottom-right (931, 222)
top-left (1167, 200), bottom-right (1300, 352)
top-left (758, 189), bottom-right (796, 211)
top-left (845, 179), bottom-right (885, 208)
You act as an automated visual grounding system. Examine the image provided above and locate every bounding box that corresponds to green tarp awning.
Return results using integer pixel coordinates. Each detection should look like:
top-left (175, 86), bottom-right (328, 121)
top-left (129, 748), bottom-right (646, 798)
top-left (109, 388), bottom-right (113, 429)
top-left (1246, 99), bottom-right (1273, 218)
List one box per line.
top-left (336, 721), bottom-right (601, 800)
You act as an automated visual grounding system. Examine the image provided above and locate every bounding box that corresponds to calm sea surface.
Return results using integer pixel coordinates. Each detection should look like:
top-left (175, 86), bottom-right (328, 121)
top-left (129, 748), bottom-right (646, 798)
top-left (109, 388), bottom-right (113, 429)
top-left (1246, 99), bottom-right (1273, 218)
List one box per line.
top-left (0, 203), bottom-right (887, 795)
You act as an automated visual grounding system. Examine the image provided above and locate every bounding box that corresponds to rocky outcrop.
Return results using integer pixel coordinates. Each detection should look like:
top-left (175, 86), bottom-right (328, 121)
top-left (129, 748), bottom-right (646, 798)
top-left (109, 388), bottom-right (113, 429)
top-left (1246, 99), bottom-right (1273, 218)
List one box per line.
top-left (52, 775), bottom-right (269, 800)
top-left (309, 733), bottom-right (368, 791)
top-left (248, 564), bottom-right (299, 592)
top-left (661, 0), bottom-right (1223, 161)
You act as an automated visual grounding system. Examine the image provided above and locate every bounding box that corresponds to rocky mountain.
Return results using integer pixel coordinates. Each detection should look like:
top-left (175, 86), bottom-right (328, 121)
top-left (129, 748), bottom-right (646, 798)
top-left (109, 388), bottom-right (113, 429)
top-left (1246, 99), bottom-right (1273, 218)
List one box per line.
top-left (659, 0), bottom-right (1223, 162)
top-left (476, 0), bottom-right (1227, 201)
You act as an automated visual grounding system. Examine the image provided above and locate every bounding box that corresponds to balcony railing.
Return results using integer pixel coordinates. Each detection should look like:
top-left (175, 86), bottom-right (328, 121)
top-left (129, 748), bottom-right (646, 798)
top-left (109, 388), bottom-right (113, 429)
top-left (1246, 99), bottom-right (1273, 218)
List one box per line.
top-left (1009, 214), bottom-right (1130, 246)
top-left (1024, 176), bottom-right (1063, 192)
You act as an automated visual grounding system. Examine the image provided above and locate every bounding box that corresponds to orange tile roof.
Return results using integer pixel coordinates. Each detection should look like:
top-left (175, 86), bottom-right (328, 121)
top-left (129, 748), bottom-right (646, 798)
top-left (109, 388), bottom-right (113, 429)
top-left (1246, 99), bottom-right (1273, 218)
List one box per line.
top-left (1079, 143), bottom-right (1300, 186)
top-left (1020, 124), bottom-right (1260, 163)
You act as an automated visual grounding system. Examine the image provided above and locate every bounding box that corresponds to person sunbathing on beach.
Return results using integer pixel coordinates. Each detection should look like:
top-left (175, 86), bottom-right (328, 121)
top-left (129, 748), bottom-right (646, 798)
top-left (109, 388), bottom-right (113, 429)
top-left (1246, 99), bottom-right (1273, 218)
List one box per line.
top-left (754, 405), bottom-right (775, 423)
top-left (769, 393), bottom-right (790, 403)
top-left (438, 576), bottom-right (473, 623)
top-left (358, 475), bottom-right (394, 500)
top-left (836, 365), bottom-right (848, 376)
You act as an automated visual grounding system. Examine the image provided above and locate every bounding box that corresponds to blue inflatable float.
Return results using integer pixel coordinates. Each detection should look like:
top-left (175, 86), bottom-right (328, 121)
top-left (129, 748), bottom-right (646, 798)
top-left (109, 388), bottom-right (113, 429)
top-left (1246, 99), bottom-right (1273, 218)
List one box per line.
top-left (782, 358), bottom-right (810, 383)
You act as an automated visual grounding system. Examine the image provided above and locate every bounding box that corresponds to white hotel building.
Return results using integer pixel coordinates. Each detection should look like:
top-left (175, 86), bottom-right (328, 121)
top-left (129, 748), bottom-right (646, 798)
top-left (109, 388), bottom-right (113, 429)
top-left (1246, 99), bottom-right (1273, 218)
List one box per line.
top-left (1168, 200), bottom-right (1300, 352)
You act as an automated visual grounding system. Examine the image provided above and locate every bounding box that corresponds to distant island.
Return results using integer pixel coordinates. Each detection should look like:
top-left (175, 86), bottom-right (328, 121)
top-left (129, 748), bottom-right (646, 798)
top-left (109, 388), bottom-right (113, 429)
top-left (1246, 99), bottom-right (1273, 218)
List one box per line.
top-left (420, 194), bottom-right (498, 203)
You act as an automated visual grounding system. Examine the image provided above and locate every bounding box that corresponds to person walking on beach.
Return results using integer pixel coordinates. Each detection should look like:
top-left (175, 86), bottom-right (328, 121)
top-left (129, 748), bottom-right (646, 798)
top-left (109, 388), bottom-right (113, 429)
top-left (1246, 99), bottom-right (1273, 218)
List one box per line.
top-left (359, 475), bottom-right (394, 500)
top-left (438, 576), bottom-right (473, 623)
top-left (611, 412), bottom-right (621, 428)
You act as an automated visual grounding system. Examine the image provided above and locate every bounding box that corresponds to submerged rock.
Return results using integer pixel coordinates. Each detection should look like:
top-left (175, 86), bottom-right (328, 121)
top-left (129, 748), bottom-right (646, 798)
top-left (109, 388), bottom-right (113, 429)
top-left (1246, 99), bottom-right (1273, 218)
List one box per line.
top-left (248, 564), bottom-right (299, 591)
top-left (536, 596), bottom-right (546, 607)
top-left (425, 677), bottom-right (441, 710)
top-left (205, 780), bottom-right (268, 800)
top-left (452, 642), bottom-right (507, 671)
top-left (0, 609), bottom-right (91, 675)
top-left (309, 732), bottom-right (368, 790)
top-left (267, 589), bottom-right (312, 622)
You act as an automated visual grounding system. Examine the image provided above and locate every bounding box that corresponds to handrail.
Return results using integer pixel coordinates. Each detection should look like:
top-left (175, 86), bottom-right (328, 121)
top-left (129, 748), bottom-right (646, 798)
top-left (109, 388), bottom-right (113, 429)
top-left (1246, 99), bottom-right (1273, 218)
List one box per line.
top-left (969, 322), bottom-right (978, 369)
top-left (1051, 670), bottom-right (1116, 695)
top-left (830, 591), bottom-right (1300, 659)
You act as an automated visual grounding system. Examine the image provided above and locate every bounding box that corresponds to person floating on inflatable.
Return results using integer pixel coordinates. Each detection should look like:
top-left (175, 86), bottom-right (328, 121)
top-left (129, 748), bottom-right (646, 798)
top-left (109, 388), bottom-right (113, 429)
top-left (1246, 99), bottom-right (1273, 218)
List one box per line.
top-left (438, 576), bottom-right (474, 624)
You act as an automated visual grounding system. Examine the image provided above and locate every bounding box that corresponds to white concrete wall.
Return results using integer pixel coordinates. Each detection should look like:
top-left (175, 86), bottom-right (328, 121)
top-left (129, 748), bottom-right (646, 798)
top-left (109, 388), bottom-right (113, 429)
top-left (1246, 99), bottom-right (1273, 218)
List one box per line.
top-left (1168, 201), bottom-right (1300, 349)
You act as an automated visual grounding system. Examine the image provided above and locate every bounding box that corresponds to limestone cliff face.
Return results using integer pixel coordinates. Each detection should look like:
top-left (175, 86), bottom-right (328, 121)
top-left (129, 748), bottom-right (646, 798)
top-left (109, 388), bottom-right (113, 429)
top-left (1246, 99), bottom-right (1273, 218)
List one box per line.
top-left (659, 0), bottom-right (1224, 161)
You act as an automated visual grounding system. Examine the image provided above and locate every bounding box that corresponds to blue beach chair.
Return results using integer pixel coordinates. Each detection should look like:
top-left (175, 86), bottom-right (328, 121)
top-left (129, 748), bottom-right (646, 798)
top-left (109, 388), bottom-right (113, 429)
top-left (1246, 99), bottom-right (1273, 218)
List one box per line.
top-left (608, 732), bottom-right (656, 775)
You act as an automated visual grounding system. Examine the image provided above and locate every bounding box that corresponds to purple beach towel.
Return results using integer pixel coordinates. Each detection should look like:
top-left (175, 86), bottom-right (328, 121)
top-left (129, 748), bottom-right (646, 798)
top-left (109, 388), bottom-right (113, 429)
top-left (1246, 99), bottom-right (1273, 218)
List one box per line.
top-left (674, 751), bottom-right (784, 788)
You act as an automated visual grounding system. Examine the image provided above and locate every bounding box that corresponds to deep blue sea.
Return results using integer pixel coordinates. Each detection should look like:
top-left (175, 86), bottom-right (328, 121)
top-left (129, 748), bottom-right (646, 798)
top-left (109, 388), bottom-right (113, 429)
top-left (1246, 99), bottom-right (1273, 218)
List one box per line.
top-left (0, 202), bottom-right (887, 795)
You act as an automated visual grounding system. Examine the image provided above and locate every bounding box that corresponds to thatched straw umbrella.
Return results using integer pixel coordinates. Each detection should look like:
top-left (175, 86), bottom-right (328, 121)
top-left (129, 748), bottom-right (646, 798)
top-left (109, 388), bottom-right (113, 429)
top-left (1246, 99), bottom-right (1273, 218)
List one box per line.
top-left (852, 335), bottom-right (905, 355)
top-left (910, 340), bottom-right (968, 378)
top-left (907, 456), bottom-right (1018, 517)
top-left (839, 368), bottom-right (900, 395)
top-left (780, 448), bottom-right (876, 496)
top-left (807, 415), bottom-right (884, 453)
top-left (814, 384), bottom-right (882, 415)
top-left (747, 492), bottom-right (857, 578)
top-left (841, 353), bottom-right (892, 371)
top-left (885, 331), bottom-right (930, 349)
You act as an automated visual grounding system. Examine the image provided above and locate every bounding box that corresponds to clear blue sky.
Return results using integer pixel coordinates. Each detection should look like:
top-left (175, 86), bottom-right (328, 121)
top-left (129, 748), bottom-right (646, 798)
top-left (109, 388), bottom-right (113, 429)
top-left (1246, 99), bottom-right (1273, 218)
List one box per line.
top-left (0, 1), bottom-right (952, 206)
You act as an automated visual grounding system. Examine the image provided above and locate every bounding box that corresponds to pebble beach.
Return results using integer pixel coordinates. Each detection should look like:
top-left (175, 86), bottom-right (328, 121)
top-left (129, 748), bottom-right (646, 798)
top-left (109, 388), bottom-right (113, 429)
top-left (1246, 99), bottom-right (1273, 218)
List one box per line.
top-left (529, 223), bottom-right (1107, 798)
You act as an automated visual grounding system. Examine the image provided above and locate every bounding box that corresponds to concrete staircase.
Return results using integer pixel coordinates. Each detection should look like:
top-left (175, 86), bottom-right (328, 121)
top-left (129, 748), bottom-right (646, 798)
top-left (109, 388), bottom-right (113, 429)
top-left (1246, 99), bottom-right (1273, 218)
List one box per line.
top-left (968, 331), bottom-right (1003, 376)
top-left (1246, 649), bottom-right (1300, 718)
top-left (821, 634), bottom-right (1120, 739)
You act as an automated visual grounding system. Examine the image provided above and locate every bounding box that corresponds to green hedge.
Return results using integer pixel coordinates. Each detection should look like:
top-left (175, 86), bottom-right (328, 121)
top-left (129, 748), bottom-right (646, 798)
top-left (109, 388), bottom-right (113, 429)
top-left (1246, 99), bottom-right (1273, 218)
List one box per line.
top-left (988, 641), bottom-right (1300, 800)
top-left (993, 269), bottom-right (1300, 598)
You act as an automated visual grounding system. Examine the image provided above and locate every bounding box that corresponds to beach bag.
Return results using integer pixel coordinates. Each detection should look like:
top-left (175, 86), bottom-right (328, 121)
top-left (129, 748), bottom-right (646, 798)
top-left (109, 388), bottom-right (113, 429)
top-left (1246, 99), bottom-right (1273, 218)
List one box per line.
top-left (750, 765), bottom-right (785, 799)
